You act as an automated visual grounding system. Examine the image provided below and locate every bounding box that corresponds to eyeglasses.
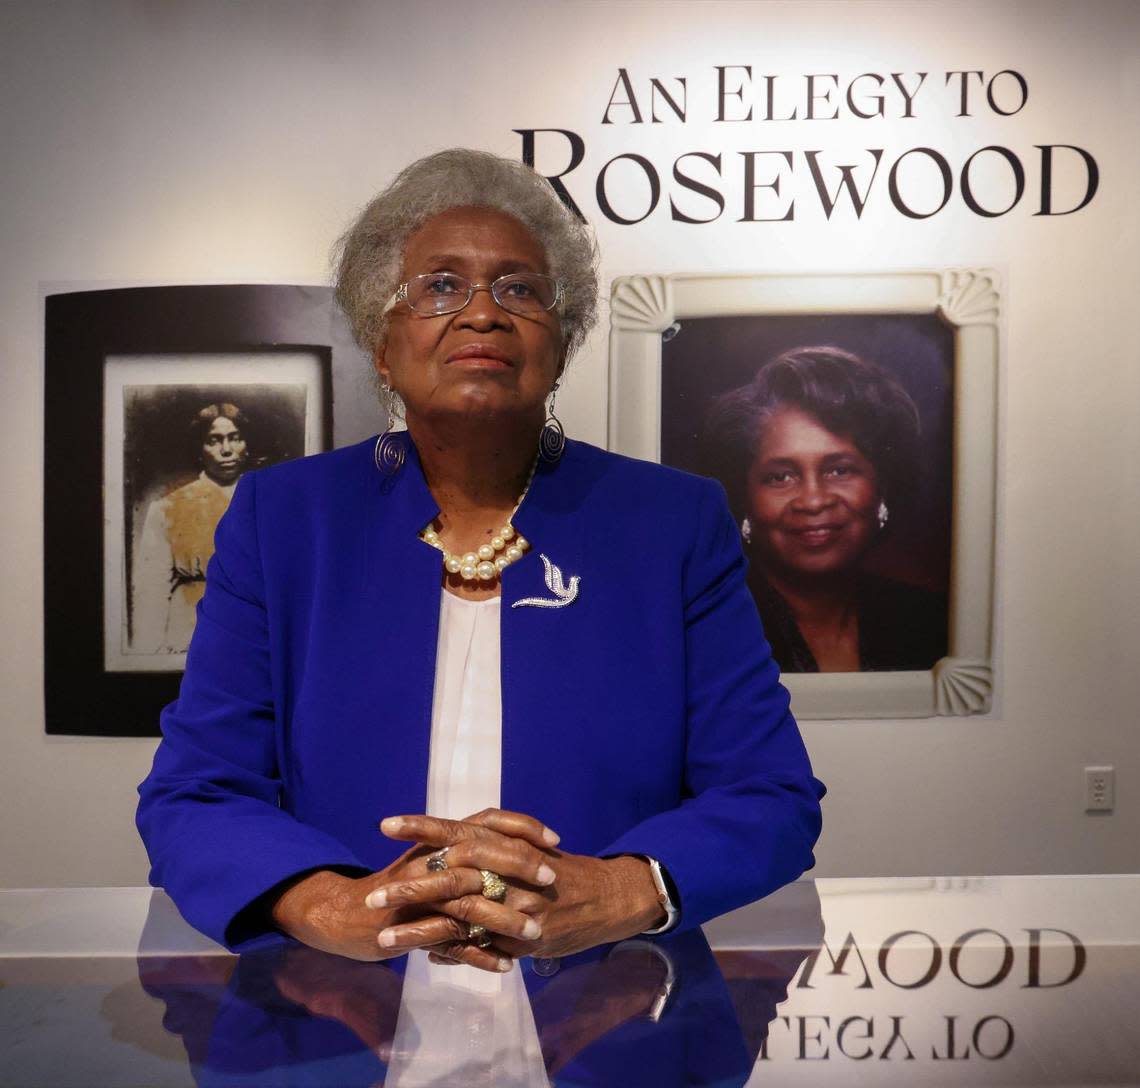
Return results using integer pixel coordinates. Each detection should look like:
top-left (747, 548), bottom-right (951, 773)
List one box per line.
top-left (383, 272), bottom-right (563, 317)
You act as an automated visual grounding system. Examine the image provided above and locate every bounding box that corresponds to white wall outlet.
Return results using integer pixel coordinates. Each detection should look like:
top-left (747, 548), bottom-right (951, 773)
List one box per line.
top-left (1084, 766), bottom-right (1115, 812)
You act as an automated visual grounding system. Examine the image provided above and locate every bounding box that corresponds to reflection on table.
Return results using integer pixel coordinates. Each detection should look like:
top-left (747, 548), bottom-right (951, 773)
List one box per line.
top-left (1, 876), bottom-right (1138, 1086)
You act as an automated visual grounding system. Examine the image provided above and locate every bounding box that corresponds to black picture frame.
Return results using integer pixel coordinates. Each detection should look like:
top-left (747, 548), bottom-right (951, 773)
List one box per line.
top-left (44, 285), bottom-right (377, 737)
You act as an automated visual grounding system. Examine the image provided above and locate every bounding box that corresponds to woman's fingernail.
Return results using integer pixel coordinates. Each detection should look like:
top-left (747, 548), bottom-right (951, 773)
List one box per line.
top-left (366, 889), bottom-right (388, 909)
top-left (536, 864), bottom-right (556, 885)
top-left (497, 957), bottom-right (513, 973)
top-left (378, 929), bottom-right (398, 948)
top-left (522, 918), bottom-right (542, 940)
top-left (542, 827), bottom-right (560, 846)
top-left (380, 817), bottom-right (404, 835)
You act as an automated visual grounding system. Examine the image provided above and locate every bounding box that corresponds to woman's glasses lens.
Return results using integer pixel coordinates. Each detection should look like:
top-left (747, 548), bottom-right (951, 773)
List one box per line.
top-left (404, 273), bottom-right (558, 316)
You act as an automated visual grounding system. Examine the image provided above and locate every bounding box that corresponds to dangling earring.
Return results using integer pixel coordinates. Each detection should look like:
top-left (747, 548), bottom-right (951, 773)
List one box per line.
top-left (374, 380), bottom-right (406, 476)
top-left (539, 382), bottom-right (565, 462)
top-left (877, 500), bottom-right (889, 530)
top-left (741, 516), bottom-right (752, 544)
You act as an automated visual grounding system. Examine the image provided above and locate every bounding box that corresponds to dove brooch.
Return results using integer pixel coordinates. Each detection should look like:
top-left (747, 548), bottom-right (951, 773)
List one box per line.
top-left (512, 554), bottom-right (580, 610)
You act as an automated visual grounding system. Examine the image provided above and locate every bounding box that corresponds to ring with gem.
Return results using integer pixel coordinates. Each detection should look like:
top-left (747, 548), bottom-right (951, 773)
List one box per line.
top-left (479, 869), bottom-right (508, 902)
top-left (467, 923), bottom-right (493, 948)
top-left (426, 848), bottom-right (450, 872)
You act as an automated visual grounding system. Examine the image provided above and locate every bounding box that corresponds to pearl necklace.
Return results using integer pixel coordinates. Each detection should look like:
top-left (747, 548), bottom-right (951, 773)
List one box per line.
top-left (419, 461), bottom-right (535, 585)
top-left (421, 522), bottom-right (531, 583)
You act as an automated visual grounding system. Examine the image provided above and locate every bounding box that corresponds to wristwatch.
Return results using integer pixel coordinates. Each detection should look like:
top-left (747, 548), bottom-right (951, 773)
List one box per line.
top-left (639, 856), bottom-right (680, 935)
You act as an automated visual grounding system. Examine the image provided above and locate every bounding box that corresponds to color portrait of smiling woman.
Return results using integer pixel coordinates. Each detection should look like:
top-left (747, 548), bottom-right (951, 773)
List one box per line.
top-left (708, 346), bottom-right (949, 674)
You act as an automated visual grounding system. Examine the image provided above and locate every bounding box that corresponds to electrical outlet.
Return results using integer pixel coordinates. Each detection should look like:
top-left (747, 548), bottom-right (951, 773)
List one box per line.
top-left (1085, 766), bottom-right (1115, 812)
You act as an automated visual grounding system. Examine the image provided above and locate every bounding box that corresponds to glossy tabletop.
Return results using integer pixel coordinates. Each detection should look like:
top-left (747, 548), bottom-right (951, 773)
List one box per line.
top-left (2, 876), bottom-right (1138, 1086)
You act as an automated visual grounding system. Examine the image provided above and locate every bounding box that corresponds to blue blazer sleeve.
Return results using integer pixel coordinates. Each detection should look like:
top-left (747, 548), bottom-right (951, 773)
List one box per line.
top-left (136, 472), bottom-right (369, 950)
top-left (599, 480), bottom-right (825, 931)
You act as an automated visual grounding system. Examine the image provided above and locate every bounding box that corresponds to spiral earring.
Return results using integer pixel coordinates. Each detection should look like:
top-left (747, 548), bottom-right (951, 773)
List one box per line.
top-left (877, 500), bottom-right (889, 530)
top-left (539, 382), bottom-right (565, 462)
top-left (741, 516), bottom-right (753, 544)
top-left (374, 380), bottom-right (406, 477)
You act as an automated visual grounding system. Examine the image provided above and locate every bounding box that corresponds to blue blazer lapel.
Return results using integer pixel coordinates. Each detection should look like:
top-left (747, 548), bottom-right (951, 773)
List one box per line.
top-left (500, 446), bottom-right (594, 841)
top-left (321, 435), bottom-right (442, 861)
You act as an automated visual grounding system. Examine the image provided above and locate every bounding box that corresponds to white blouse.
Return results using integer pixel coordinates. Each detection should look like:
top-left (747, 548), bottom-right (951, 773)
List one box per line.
top-left (384, 592), bottom-right (549, 1087)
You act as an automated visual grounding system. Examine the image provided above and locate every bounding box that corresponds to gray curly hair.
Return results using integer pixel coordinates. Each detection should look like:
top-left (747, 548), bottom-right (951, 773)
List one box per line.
top-left (333, 148), bottom-right (598, 365)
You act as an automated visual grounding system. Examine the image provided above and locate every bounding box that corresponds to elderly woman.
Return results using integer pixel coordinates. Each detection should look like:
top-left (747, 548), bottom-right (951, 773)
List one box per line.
top-left (707, 346), bottom-right (948, 673)
top-left (137, 150), bottom-right (823, 980)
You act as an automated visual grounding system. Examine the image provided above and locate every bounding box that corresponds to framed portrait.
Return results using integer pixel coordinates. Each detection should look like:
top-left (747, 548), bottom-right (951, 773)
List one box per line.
top-left (104, 356), bottom-right (323, 673)
top-left (44, 285), bottom-right (378, 736)
top-left (608, 271), bottom-right (999, 719)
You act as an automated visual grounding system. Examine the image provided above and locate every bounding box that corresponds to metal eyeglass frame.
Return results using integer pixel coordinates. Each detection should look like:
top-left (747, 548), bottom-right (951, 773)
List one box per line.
top-left (381, 273), bottom-right (564, 317)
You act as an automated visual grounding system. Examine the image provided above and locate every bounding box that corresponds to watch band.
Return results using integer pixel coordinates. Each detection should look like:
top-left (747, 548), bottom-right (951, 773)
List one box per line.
top-left (640, 856), bottom-right (680, 935)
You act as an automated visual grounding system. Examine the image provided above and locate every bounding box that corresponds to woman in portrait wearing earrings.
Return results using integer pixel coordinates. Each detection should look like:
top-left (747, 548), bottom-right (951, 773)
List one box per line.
top-left (707, 346), bottom-right (949, 674)
top-left (137, 150), bottom-right (823, 994)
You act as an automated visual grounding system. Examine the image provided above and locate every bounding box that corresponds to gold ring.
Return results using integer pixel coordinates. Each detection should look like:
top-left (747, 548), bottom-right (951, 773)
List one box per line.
top-left (467, 923), bottom-right (493, 948)
top-left (480, 869), bottom-right (508, 902)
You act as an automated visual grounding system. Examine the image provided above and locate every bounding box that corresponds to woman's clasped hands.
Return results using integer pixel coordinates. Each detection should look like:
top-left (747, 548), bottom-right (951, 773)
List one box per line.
top-left (270, 808), bottom-right (665, 973)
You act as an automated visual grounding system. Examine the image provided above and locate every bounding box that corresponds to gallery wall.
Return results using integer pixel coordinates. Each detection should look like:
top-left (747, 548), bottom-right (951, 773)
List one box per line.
top-left (2, 0), bottom-right (1137, 887)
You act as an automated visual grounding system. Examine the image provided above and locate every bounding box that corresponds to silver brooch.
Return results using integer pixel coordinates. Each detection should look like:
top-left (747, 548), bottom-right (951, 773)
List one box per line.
top-left (512, 554), bottom-right (580, 610)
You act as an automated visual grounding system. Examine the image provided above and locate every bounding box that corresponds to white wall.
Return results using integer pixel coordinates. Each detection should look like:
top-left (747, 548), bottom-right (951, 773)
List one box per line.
top-left (2, 0), bottom-right (1137, 887)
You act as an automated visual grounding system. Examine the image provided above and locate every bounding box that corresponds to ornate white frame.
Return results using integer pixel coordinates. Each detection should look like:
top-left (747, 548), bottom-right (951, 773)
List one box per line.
top-left (608, 270), bottom-right (999, 719)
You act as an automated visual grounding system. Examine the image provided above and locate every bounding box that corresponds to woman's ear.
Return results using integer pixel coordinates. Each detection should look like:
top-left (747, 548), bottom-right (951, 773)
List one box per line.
top-left (373, 348), bottom-right (390, 390)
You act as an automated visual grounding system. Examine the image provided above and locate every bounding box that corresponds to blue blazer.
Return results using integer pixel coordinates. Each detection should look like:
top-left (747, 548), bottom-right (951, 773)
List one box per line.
top-left (137, 435), bottom-right (825, 950)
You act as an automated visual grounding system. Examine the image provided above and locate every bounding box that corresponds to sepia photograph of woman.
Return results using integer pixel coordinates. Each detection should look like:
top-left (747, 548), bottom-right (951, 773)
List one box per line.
top-left (131, 402), bottom-right (254, 655)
